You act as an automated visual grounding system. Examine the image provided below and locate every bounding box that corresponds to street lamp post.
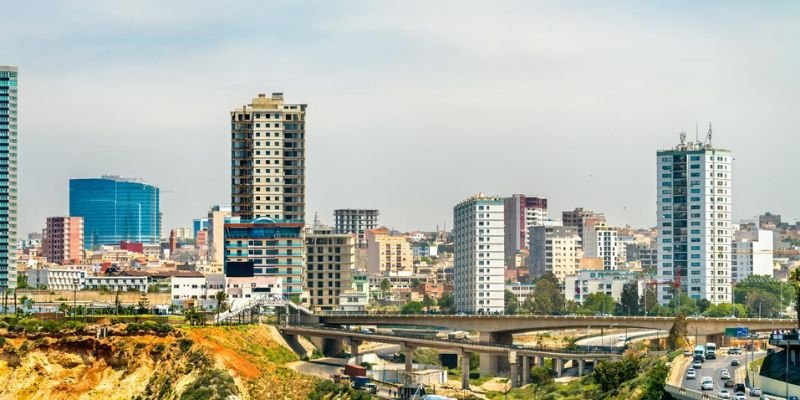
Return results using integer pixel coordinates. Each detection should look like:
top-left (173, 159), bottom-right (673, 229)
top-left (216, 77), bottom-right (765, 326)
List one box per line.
top-left (72, 278), bottom-right (79, 320)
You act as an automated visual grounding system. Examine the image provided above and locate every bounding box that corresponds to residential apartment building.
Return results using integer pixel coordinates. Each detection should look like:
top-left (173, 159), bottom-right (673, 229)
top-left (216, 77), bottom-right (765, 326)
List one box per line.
top-left (505, 282), bottom-right (535, 304)
top-left (42, 217), bottom-right (84, 265)
top-left (0, 66), bottom-right (18, 290)
top-left (657, 134), bottom-right (732, 304)
top-left (563, 269), bottom-right (642, 305)
top-left (70, 176), bottom-right (161, 248)
top-left (503, 195), bottom-right (547, 268)
top-left (528, 224), bottom-right (582, 281)
top-left (562, 208), bottom-right (605, 243)
top-left (27, 268), bottom-right (86, 291)
top-left (230, 92), bottom-right (306, 221)
top-left (339, 270), bottom-right (369, 312)
top-left (306, 226), bottom-right (356, 311)
top-left (453, 194), bottom-right (504, 314)
top-left (732, 227), bottom-right (773, 282)
top-left (582, 221), bottom-right (619, 270)
top-left (85, 275), bottom-right (148, 292)
top-left (223, 216), bottom-right (305, 297)
top-left (366, 228), bottom-right (412, 276)
top-left (334, 209), bottom-right (378, 248)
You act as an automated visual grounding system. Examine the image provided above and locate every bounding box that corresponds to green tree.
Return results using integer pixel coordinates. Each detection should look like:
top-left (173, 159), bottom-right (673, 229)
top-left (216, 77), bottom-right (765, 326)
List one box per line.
top-left (504, 289), bottom-right (520, 315)
top-left (618, 281), bottom-right (639, 315)
top-left (400, 301), bottom-right (424, 314)
top-left (380, 279), bottom-right (391, 296)
top-left (137, 293), bottom-right (150, 314)
top-left (639, 285), bottom-right (659, 316)
top-left (581, 292), bottom-right (616, 315)
top-left (16, 275), bottom-right (28, 289)
top-left (790, 267), bottom-right (800, 329)
top-left (529, 366), bottom-right (553, 385)
top-left (667, 313), bottom-right (688, 350)
top-left (422, 294), bottom-right (436, 308)
top-left (531, 273), bottom-right (564, 314)
top-left (745, 290), bottom-right (779, 318)
top-left (213, 291), bottom-right (230, 321)
top-left (667, 293), bottom-right (699, 316)
top-left (593, 356), bottom-right (640, 394)
top-left (696, 298), bottom-right (711, 314)
top-left (437, 292), bottom-right (454, 313)
top-left (704, 303), bottom-right (746, 318)
top-left (734, 275), bottom-right (795, 309)
top-left (641, 361), bottom-right (669, 400)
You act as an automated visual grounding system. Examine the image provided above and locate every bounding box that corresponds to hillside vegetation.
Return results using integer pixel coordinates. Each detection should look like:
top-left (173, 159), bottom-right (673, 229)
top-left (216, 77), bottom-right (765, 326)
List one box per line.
top-left (0, 319), bottom-right (317, 399)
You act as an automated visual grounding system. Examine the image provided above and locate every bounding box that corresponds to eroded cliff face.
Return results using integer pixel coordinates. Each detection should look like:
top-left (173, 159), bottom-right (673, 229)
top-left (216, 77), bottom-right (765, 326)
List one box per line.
top-left (0, 324), bottom-right (315, 400)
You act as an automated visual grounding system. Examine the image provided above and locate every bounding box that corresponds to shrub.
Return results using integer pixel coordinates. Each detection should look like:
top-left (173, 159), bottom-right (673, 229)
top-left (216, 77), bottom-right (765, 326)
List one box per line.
top-left (0, 321), bottom-right (8, 329)
top-left (178, 338), bottom-right (193, 353)
top-left (151, 343), bottom-right (166, 355)
top-left (126, 323), bottom-right (141, 333)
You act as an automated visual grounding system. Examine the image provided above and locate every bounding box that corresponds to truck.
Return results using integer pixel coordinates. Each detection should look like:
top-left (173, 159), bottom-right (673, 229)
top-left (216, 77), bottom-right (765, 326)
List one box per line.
top-left (352, 376), bottom-right (371, 390)
top-left (447, 331), bottom-right (468, 341)
top-left (705, 343), bottom-right (717, 360)
top-left (693, 345), bottom-right (705, 362)
top-left (344, 364), bottom-right (367, 378)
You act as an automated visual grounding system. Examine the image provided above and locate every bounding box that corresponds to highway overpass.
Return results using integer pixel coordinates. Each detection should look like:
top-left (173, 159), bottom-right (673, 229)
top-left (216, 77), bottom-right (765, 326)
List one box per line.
top-left (280, 324), bottom-right (621, 389)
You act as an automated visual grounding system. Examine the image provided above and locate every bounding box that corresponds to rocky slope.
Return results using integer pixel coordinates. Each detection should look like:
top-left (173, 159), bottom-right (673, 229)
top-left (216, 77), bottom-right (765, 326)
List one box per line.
top-left (0, 321), bottom-right (316, 400)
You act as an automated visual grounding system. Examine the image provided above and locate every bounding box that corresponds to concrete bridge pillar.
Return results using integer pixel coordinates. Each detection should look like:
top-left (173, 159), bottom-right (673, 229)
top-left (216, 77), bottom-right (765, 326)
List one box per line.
top-left (461, 352), bottom-right (471, 391)
top-left (479, 332), bottom-right (513, 376)
top-left (535, 355), bottom-right (544, 367)
top-left (553, 358), bottom-right (563, 378)
top-left (578, 359), bottom-right (585, 376)
top-left (404, 345), bottom-right (416, 372)
top-left (522, 356), bottom-right (530, 384)
top-left (508, 352), bottom-right (520, 387)
top-left (349, 339), bottom-right (362, 364)
top-left (310, 337), bottom-right (344, 357)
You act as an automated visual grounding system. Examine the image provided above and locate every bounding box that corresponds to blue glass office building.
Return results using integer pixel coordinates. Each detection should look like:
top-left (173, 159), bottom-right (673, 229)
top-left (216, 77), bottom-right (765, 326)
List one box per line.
top-left (70, 176), bottom-right (161, 248)
top-left (0, 66), bottom-right (18, 289)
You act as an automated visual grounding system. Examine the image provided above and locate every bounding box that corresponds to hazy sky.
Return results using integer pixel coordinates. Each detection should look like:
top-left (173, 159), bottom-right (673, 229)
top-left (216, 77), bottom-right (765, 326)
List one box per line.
top-left (3, 1), bottom-right (799, 236)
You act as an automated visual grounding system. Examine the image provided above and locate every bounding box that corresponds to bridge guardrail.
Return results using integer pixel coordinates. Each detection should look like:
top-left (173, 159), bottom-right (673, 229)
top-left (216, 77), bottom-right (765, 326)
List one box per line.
top-left (314, 311), bottom-right (790, 323)
top-left (283, 324), bottom-right (625, 356)
top-left (664, 383), bottom-right (725, 400)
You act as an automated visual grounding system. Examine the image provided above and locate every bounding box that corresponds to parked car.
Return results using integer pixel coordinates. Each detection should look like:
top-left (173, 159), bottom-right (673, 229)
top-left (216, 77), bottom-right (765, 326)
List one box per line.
top-left (686, 368), bottom-right (696, 379)
top-left (750, 387), bottom-right (762, 396)
top-left (701, 377), bottom-right (714, 391)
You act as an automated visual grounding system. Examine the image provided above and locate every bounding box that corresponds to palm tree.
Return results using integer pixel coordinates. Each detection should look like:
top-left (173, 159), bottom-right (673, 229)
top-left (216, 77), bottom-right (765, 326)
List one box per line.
top-left (213, 291), bottom-right (230, 322)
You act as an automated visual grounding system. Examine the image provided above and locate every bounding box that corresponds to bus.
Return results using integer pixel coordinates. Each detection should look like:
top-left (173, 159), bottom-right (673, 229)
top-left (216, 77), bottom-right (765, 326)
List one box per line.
top-left (705, 343), bottom-right (717, 359)
top-left (693, 345), bottom-right (706, 361)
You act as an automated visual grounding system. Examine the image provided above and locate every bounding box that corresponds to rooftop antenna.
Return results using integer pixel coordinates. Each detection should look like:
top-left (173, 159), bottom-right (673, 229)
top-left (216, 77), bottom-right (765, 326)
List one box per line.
top-left (679, 131), bottom-right (687, 146)
top-left (705, 122), bottom-right (713, 147)
top-left (695, 122), bottom-right (699, 143)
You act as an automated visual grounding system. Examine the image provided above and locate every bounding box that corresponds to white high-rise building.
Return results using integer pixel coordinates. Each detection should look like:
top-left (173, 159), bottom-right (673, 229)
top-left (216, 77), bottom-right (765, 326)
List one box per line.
top-left (732, 226), bottom-right (773, 282)
top-left (453, 194), bottom-right (505, 314)
top-left (528, 223), bottom-right (582, 281)
top-left (656, 132), bottom-right (732, 305)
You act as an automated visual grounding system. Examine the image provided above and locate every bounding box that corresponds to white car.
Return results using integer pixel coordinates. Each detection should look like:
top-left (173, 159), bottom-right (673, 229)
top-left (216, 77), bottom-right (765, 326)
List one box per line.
top-left (734, 394), bottom-right (746, 400)
top-left (720, 369), bottom-right (731, 380)
top-left (686, 368), bottom-right (696, 379)
top-left (750, 387), bottom-right (762, 396)
top-left (719, 389), bottom-right (731, 399)
top-left (701, 377), bottom-right (714, 391)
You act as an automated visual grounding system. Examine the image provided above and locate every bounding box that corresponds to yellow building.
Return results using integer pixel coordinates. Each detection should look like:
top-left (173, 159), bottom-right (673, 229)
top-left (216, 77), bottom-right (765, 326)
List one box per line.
top-left (366, 228), bottom-right (412, 276)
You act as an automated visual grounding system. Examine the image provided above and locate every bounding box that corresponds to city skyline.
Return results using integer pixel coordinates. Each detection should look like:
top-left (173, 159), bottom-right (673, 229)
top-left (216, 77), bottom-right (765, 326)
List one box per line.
top-left (3, 1), bottom-right (800, 235)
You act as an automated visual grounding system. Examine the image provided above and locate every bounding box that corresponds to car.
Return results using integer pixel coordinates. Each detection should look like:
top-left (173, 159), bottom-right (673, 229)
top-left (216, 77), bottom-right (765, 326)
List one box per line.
top-left (719, 389), bottom-right (731, 399)
top-left (788, 396), bottom-right (799, 400)
top-left (701, 377), bottom-right (714, 390)
top-left (729, 347), bottom-right (742, 355)
top-left (731, 359), bottom-right (741, 366)
top-left (724, 380), bottom-right (735, 388)
top-left (686, 368), bottom-right (696, 379)
top-left (750, 387), bottom-right (762, 396)
top-left (693, 360), bottom-right (703, 369)
top-left (733, 383), bottom-right (746, 394)
top-left (683, 350), bottom-right (692, 357)
top-left (734, 394), bottom-right (746, 400)
top-left (618, 335), bottom-right (626, 341)
top-left (720, 369), bottom-right (731, 380)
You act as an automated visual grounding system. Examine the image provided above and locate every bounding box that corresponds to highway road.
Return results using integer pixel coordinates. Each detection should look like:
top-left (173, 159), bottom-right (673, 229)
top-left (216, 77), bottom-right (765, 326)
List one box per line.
top-left (679, 349), bottom-right (766, 397)
top-left (577, 329), bottom-right (661, 349)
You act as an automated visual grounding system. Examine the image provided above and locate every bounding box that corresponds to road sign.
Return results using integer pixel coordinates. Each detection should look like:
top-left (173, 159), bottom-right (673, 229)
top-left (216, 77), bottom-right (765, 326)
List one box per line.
top-left (725, 327), bottom-right (749, 338)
